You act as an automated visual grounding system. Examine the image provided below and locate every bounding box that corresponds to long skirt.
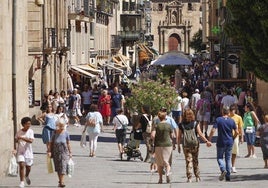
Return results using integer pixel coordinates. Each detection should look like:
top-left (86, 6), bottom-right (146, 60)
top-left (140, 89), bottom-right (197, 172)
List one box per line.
top-left (52, 142), bottom-right (69, 174)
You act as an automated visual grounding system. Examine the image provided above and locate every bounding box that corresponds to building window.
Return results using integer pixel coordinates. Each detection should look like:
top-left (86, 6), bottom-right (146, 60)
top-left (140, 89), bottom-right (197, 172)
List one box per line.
top-left (130, 0), bottom-right (135, 11)
top-left (188, 3), bottom-right (193, 11)
top-left (122, 0), bottom-right (128, 11)
top-left (76, 20), bottom-right (81, 32)
top-left (90, 22), bottom-right (94, 36)
top-left (158, 4), bottom-right (163, 11)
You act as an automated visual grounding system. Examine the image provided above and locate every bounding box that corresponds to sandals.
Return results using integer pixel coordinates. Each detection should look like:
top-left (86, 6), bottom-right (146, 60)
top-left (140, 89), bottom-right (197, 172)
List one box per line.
top-left (58, 181), bottom-right (65, 187)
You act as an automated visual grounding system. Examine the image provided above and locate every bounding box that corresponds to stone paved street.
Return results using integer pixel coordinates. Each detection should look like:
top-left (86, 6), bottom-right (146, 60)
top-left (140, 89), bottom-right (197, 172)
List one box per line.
top-left (0, 124), bottom-right (267, 188)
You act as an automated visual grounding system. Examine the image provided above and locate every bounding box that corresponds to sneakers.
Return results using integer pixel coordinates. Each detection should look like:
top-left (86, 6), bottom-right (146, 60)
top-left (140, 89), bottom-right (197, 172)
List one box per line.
top-left (19, 181), bottom-right (25, 188)
top-left (219, 170), bottom-right (227, 181)
top-left (231, 167), bottom-right (237, 173)
top-left (252, 154), bottom-right (257, 159)
top-left (75, 123), bottom-right (81, 127)
top-left (196, 177), bottom-right (201, 182)
top-left (187, 178), bottom-right (192, 183)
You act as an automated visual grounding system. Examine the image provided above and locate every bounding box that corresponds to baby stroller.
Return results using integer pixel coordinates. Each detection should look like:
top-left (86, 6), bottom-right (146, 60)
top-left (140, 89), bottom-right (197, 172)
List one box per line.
top-left (123, 131), bottom-right (143, 161)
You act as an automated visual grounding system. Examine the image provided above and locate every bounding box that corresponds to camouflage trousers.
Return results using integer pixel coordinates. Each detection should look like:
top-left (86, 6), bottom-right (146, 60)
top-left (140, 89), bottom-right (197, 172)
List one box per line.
top-left (183, 145), bottom-right (200, 179)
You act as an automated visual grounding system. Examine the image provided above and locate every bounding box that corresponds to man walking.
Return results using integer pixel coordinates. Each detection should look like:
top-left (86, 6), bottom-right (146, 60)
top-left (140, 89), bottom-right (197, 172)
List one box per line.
top-left (208, 108), bottom-right (238, 181)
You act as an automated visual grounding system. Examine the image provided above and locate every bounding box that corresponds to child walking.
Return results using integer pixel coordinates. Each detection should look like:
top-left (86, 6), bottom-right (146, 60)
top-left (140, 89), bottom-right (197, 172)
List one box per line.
top-left (15, 117), bottom-right (34, 188)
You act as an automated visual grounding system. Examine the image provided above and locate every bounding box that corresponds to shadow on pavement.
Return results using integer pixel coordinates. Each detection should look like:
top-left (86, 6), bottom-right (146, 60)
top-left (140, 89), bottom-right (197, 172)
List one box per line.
top-left (231, 173), bottom-right (268, 181)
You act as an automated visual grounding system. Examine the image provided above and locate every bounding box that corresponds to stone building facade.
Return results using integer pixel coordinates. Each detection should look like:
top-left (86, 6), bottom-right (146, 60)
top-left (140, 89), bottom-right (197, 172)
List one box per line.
top-left (28, 0), bottom-right (70, 118)
top-left (150, 0), bottom-right (202, 54)
top-left (0, 0), bottom-right (29, 177)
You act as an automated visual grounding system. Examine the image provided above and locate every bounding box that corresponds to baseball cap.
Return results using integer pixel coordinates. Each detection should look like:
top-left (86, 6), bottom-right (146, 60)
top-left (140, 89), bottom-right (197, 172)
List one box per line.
top-left (195, 89), bottom-right (199, 93)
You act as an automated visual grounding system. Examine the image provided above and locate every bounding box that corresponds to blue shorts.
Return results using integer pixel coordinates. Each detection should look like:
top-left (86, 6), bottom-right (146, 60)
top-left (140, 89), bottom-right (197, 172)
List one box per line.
top-left (244, 128), bottom-right (256, 145)
top-left (172, 111), bottom-right (182, 120)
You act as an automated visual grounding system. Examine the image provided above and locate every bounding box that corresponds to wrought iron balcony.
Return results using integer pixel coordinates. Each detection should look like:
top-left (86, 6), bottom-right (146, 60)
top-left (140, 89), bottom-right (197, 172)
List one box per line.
top-left (118, 31), bottom-right (141, 41)
top-left (44, 28), bottom-right (57, 50)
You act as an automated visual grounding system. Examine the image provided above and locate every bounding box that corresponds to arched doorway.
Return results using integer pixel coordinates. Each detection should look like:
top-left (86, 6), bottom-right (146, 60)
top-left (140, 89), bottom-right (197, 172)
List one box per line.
top-left (168, 33), bottom-right (181, 52)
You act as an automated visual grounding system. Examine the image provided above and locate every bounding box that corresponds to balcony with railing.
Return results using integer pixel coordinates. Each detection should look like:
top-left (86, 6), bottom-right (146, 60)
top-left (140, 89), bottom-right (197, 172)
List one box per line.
top-left (118, 31), bottom-right (141, 41)
top-left (59, 28), bottom-right (70, 51)
top-left (44, 28), bottom-right (57, 52)
top-left (67, 0), bottom-right (95, 18)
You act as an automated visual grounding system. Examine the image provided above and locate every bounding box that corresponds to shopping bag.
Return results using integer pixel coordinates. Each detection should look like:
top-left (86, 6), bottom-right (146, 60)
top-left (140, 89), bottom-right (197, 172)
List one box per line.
top-left (80, 131), bottom-right (87, 148)
top-left (67, 158), bottom-right (74, 178)
top-left (47, 156), bottom-right (54, 174)
top-left (7, 154), bottom-right (18, 177)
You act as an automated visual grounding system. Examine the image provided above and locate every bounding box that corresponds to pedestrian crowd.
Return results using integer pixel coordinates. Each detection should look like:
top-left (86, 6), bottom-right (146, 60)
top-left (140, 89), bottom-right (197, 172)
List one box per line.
top-left (12, 64), bottom-right (268, 186)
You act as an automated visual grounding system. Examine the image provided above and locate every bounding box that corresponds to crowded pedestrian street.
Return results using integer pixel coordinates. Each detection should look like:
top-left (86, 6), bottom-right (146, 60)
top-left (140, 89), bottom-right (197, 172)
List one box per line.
top-left (1, 124), bottom-right (267, 188)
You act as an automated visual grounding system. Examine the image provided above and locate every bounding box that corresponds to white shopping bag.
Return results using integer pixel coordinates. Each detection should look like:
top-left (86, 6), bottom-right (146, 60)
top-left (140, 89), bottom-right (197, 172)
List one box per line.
top-left (7, 154), bottom-right (18, 177)
top-left (80, 131), bottom-right (87, 148)
top-left (67, 158), bottom-right (74, 178)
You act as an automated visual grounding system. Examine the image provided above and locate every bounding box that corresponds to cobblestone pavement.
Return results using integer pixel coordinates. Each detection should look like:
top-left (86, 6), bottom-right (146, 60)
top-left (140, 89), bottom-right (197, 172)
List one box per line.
top-left (0, 124), bottom-right (267, 188)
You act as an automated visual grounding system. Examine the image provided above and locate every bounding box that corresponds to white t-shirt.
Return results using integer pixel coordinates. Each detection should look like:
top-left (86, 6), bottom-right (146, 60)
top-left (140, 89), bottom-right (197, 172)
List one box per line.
top-left (191, 93), bottom-right (201, 110)
top-left (182, 97), bottom-right (190, 110)
top-left (75, 94), bottom-right (82, 108)
top-left (172, 96), bottom-right (182, 111)
top-left (15, 129), bottom-right (34, 159)
top-left (112, 114), bottom-right (129, 129)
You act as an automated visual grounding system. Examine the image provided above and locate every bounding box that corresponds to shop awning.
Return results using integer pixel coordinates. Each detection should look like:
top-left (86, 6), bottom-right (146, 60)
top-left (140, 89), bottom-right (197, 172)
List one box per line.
top-left (105, 64), bottom-right (124, 73)
top-left (112, 54), bottom-right (130, 68)
top-left (70, 66), bottom-right (96, 78)
top-left (76, 64), bottom-right (103, 74)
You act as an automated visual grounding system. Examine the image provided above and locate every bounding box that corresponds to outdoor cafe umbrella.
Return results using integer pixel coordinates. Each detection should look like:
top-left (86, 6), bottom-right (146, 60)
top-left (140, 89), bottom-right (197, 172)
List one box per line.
top-left (151, 51), bottom-right (192, 66)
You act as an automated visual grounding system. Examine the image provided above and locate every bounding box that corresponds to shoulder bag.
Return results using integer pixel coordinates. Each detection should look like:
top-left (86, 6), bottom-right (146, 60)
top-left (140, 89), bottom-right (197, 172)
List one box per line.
top-left (116, 116), bottom-right (128, 130)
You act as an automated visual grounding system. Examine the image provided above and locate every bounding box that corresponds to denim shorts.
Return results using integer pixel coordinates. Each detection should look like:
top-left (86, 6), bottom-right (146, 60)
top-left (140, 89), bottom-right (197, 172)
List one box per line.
top-left (244, 128), bottom-right (256, 145)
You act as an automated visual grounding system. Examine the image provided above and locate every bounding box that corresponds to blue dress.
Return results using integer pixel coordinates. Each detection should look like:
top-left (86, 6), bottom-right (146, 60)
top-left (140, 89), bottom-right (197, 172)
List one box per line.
top-left (42, 114), bottom-right (57, 144)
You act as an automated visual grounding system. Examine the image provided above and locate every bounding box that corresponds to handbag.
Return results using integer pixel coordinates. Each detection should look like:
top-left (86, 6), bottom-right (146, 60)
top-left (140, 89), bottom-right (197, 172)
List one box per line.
top-left (254, 136), bottom-right (261, 147)
top-left (67, 158), bottom-right (74, 178)
top-left (7, 154), bottom-right (18, 177)
top-left (47, 156), bottom-right (54, 174)
top-left (80, 131), bottom-right (87, 148)
top-left (143, 114), bottom-right (153, 134)
top-left (245, 126), bottom-right (254, 133)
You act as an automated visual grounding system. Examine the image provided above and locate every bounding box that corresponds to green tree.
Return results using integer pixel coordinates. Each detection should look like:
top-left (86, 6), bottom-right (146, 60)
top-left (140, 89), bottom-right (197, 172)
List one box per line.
top-left (189, 29), bottom-right (205, 53)
top-left (226, 0), bottom-right (268, 81)
top-left (125, 76), bottom-right (177, 116)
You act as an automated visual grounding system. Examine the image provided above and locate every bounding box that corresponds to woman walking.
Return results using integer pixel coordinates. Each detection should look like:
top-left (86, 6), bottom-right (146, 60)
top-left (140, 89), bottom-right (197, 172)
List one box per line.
top-left (257, 114), bottom-right (268, 168)
top-left (177, 109), bottom-right (211, 183)
top-left (38, 104), bottom-right (57, 150)
top-left (83, 104), bottom-right (103, 157)
top-left (99, 90), bottom-right (111, 125)
top-left (151, 111), bottom-right (173, 184)
top-left (243, 102), bottom-right (260, 158)
top-left (47, 118), bottom-right (72, 187)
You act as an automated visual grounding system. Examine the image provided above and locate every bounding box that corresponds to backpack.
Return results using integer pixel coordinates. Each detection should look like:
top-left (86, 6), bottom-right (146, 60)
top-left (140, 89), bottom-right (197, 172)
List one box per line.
top-left (87, 117), bottom-right (96, 127)
top-left (143, 114), bottom-right (152, 133)
top-left (182, 122), bottom-right (199, 148)
top-left (199, 99), bottom-right (208, 115)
